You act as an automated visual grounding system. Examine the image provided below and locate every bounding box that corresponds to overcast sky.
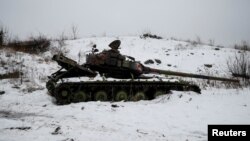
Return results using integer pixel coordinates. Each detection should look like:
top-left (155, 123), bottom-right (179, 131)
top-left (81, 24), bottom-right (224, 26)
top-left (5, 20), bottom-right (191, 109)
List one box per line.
top-left (1, 0), bottom-right (250, 46)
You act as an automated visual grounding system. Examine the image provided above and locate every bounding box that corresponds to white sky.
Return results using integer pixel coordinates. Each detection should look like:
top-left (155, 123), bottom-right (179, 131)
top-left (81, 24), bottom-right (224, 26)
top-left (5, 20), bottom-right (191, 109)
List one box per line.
top-left (1, 0), bottom-right (250, 46)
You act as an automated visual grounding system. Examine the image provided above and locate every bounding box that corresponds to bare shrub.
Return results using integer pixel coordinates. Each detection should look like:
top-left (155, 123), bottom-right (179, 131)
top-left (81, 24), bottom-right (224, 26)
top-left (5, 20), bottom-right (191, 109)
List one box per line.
top-left (0, 25), bottom-right (8, 46)
top-left (189, 40), bottom-right (198, 47)
top-left (208, 39), bottom-right (215, 46)
top-left (58, 32), bottom-right (67, 47)
top-left (175, 43), bottom-right (187, 50)
top-left (170, 37), bottom-right (178, 41)
top-left (50, 32), bottom-right (70, 55)
top-left (0, 27), bottom-right (4, 46)
top-left (190, 36), bottom-right (202, 47)
top-left (56, 32), bottom-right (69, 55)
top-left (196, 36), bottom-right (202, 44)
top-left (7, 34), bottom-right (50, 54)
top-left (185, 36), bottom-right (218, 47)
top-left (140, 32), bottom-right (162, 39)
top-left (234, 41), bottom-right (250, 51)
top-left (227, 52), bottom-right (250, 85)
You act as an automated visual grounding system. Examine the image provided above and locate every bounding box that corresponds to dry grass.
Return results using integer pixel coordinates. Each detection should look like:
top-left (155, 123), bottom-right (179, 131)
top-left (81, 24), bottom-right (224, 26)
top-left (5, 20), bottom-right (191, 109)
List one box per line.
top-left (5, 35), bottom-right (50, 54)
top-left (0, 71), bottom-right (20, 79)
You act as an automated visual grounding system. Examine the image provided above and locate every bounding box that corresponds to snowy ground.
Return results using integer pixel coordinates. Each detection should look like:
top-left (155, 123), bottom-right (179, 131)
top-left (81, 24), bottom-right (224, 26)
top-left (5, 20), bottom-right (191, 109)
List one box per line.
top-left (0, 36), bottom-right (250, 141)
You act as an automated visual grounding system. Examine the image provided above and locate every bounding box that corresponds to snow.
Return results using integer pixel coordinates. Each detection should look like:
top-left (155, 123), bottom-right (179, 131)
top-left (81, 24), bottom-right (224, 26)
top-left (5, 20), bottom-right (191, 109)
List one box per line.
top-left (0, 36), bottom-right (250, 141)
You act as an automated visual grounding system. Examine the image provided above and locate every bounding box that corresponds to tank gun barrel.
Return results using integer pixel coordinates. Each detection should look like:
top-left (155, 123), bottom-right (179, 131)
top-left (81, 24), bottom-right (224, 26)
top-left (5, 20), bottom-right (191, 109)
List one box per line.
top-left (145, 67), bottom-right (239, 83)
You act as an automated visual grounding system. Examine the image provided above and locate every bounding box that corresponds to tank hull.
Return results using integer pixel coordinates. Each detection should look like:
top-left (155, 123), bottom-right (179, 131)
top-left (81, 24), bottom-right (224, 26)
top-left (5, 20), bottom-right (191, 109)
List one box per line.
top-left (47, 80), bottom-right (201, 104)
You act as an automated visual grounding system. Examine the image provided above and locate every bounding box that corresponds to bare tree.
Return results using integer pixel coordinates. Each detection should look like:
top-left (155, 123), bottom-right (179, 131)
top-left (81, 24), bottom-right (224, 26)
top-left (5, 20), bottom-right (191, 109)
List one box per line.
top-left (196, 36), bottom-right (202, 45)
top-left (208, 39), bottom-right (215, 46)
top-left (0, 25), bottom-right (8, 46)
top-left (71, 25), bottom-right (78, 40)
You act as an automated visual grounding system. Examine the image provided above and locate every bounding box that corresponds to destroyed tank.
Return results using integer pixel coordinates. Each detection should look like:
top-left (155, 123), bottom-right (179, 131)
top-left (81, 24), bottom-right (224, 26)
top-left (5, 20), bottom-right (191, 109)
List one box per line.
top-left (46, 40), bottom-right (239, 104)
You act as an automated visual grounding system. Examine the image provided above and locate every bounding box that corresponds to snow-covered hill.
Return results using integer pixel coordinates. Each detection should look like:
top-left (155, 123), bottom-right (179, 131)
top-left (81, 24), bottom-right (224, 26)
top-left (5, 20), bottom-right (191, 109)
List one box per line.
top-left (0, 36), bottom-right (250, 141)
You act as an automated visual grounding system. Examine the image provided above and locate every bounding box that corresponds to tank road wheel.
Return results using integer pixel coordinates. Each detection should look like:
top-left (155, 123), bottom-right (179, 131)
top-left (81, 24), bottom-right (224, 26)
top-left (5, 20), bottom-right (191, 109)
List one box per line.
top-left (94, 91), bottom-right (107, 101)
top-left (154, 90), bottom-right (164, 98)
top-left (55, 86), bottom-right (72, 105)
top-left (46, 80), bottom-right (56, 95)
top-left (72, 91), bottom-right (87, 103)
top-left (134, 91), bottom-right (146, 101)
top-left (115, 90), bottom-right (128, 101)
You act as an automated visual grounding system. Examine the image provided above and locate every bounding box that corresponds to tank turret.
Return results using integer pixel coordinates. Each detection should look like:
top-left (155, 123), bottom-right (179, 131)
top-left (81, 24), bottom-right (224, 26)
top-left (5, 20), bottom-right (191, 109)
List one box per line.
top-left (85, 48), bottom-right (238, 82)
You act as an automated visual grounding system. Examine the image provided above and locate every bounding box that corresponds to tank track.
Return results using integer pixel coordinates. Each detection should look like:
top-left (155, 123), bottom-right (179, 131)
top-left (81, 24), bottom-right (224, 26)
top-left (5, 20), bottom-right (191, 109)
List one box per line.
top-left (47, 80), bottom-right (201, 105)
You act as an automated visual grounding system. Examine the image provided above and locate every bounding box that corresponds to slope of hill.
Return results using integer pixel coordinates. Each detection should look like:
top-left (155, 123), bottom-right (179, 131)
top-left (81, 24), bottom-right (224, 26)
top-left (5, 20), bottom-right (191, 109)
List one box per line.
top-left (0, 36), bottom-right (249, 141)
